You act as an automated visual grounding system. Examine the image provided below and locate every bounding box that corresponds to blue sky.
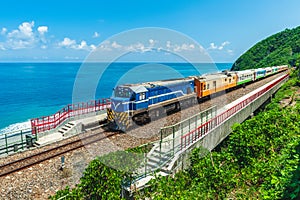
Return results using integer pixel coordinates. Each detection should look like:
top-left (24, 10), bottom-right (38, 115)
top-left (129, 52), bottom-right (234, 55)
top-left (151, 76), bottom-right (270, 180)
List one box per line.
top-left (0, 0), bottom-right (300, 62)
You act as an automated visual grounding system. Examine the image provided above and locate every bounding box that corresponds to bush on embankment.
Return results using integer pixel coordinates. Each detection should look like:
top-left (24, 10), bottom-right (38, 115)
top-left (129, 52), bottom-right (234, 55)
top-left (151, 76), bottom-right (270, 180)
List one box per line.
top-left (136, 71), bottom-right (300, 199)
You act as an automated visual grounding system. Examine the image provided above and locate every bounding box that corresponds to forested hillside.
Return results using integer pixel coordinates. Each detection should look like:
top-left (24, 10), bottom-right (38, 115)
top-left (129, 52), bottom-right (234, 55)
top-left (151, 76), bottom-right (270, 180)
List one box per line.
top-left (232, 26), bottom-right (300, 70)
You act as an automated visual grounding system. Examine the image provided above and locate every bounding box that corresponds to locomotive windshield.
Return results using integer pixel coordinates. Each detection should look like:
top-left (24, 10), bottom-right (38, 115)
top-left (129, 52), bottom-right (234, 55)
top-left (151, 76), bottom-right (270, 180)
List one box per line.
top-left (114, 86), bottom-right (132, 98)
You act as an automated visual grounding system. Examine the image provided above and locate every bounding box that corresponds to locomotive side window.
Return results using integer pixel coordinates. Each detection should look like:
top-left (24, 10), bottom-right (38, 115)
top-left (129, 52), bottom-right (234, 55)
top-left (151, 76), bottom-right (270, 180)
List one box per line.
top-left (207, 84), bottom-right (210, 89)
top-left (130, 94), bottom-right (136, 101)
top-left (139, 92), bottom-right (146, 100)
top-left (115, 87), bottom-right (131, 98)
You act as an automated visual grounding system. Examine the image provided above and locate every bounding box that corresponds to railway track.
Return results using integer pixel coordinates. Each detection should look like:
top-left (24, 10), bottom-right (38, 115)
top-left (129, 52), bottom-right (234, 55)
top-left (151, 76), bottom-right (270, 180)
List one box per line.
top-left (0, 125), bottom-right (116, 177)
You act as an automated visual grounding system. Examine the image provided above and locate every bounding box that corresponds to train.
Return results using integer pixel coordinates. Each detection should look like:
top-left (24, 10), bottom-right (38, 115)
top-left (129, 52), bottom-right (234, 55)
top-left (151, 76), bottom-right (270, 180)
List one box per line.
top-left (107, 65), bottom-right (289, 131)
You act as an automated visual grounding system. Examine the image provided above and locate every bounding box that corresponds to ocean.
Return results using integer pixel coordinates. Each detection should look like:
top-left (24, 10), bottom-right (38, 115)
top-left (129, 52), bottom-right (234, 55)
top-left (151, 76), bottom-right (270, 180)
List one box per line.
top-left (0, 62), bottom-right (232, 134)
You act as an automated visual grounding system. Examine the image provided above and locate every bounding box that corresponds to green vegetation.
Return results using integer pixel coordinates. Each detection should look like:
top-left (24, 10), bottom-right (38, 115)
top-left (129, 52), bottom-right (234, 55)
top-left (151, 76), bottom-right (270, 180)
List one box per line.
top-left (49, 149), bottom-right (145, 200)
top-left (232, 26), bottom-right (300, 70)
top-left (137, 70), bottom-right (300, 199)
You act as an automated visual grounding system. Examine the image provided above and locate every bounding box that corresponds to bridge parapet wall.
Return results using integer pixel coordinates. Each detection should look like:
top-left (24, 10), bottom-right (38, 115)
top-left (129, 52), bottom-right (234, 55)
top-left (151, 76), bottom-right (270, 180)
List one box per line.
top-left (170, 73), bottom-right (289, 173)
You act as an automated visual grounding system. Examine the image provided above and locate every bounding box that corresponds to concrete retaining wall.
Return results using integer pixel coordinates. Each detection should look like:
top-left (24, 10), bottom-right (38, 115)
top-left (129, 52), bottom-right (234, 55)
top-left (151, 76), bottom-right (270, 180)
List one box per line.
top-left (170, 77), bottom-right (287, 173)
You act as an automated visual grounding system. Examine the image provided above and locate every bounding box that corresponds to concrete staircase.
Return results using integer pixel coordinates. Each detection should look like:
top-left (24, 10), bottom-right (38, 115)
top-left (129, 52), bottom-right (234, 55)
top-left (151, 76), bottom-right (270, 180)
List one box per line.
top-left (145, 149), bottom-right (172, 173)
top-left (57, 122), bottom-right (75, 136)
top-left (135, 143), bottom-right (174, 177)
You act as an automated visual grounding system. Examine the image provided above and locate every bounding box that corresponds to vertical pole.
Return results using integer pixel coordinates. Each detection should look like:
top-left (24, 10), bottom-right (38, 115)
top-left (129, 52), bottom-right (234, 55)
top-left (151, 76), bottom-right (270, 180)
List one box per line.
top-left (21, 130), bottom-right (24, 150)
top-left (211, 108), bottom-right (214, 128)
top-left (188, 118), bottom-right (190, 133)
top-left (5, 134), bottom-right (8, 154)
top-left (181, 124), bottom-right (183, 150)
top-left (206, 110), bottom-right (208, 122)
top-left (200, 113), bottom-right (202, 136)
top-left (181, 123), bottom-right (183, 136)
top-left (35, 127), bottom-right (38, 141)
top-left (215, 106), bottom-right (217, 118)
top-left (181, 136), bottom-right (182, 150)
top-left (172, 126), bottom-right (175, 156)
top-left (144, 152), bottom-right (147, 177)
top-left (61, 156), bottom-right (65, 170)
top-left (195, 115), bottom-right (198, 138)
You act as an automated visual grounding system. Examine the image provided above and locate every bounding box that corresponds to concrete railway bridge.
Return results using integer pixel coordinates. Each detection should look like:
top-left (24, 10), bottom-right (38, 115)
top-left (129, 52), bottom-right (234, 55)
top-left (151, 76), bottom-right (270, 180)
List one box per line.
top-left (122, 72), bottom-right (289, 193)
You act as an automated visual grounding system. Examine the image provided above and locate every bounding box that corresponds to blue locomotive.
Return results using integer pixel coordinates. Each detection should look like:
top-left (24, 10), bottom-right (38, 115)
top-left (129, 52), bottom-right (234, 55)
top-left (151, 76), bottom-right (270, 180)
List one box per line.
top-left (107, 78), bottom-right (195, 131)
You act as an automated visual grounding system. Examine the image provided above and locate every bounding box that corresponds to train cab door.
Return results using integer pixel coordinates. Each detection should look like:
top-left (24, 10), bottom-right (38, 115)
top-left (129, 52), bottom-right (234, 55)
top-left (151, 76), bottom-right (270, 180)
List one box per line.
top-left (200, 82), bottom-right (204, 97)
top-left (213, 81), bottom-right (217, 92)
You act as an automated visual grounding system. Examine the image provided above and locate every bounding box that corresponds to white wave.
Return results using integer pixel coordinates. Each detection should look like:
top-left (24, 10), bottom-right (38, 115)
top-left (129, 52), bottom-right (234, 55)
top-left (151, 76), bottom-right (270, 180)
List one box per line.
top-left (0, 120), bottom-right (31, 135)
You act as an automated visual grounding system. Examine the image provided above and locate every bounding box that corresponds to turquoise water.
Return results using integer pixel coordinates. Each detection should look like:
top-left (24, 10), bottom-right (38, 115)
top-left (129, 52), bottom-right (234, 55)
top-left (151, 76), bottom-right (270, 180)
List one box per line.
top-left (0, 62), bottom-right (232, 133)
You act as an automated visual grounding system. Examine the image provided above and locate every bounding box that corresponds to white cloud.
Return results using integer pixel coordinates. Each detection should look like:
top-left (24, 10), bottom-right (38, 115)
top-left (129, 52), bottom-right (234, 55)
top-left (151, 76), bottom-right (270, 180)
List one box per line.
top-left (227, 49), bottom-right (234, 55)
top-left (93, 40), bottom-right (151, 52)
top-left (165, 41), bottom-right (196, 52)
top-left (166, 41), bottom-right (171, 49)
top-left (0, 21), bottom-right (97, 53)
top-left (0, 43), bottom-right (5, 50)
top-left (125, 42), bottom-right (152, 53)
top-left (77, 40), bottom-right (90, 51)
top-left (78, 41), bottom-right (87, 49)
top-left (97, 41), bottom-right (112, 51)
top-left (58, 37), bottom-right (96, 51)
top-left (59, 37), bottom-right (76, 47)
top-left (90, 44), bottom-right (97, 50)
top-left (2, 21), bottom-right (40, 49)
top-left (37, 26), bottom-right (48, 35)
top-left (149, 39), bottom-right (158, 47)
top-left (1, 28), bottom-right (7, 35)
top-left (209, 43), bottom-right (218, 50)
top-left (208, 41), bottom-right (230, 50)
top-left (64, 56), bottom-right (80, 60)
top-left (7, 39), bottom-right (35, 49)
top-left (8, 21), bottom-right (34, 39)
top-left (111, 41), bottom-right (122, 49)
top-left (92, 40), bottom-right (198, 54)
top-left (149, 39), bottom-right (154, 44)
top-left (93, 32), bottom-right (100, 38)
top-left (222, 41), bottom-right (230, 46)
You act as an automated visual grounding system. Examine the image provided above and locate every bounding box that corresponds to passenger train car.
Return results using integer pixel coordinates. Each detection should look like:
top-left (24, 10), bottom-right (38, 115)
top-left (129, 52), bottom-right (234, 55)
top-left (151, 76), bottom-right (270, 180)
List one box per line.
top-left (107, 65), bottom-right (288, 131)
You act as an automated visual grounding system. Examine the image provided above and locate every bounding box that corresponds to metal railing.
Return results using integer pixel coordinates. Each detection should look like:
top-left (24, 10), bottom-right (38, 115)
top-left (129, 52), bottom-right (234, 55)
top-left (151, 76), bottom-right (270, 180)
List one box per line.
top-left (181, 73), bottom-right (289, 149)
top-left (30, 98), bottom-right (111, 134)
top-left (160, 106), bottom-right (217, 140)
top-left (129, 106), bottom-right (218, 185)
top-left (0, 129), bottom-right (36, 155)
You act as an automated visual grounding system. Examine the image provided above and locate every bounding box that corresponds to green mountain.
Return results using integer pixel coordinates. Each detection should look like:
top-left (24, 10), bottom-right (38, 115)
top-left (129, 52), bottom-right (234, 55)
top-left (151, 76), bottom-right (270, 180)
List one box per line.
top-left (231, 26), bottom-right (300, 71)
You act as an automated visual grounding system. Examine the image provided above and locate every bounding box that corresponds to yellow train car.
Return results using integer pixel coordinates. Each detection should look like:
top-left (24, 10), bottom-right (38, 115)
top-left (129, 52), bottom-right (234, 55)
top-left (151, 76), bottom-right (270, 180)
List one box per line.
top-left (194, 72), bottom-right (237, 98)
top-left (277, 65), bottom-right (289, 72)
